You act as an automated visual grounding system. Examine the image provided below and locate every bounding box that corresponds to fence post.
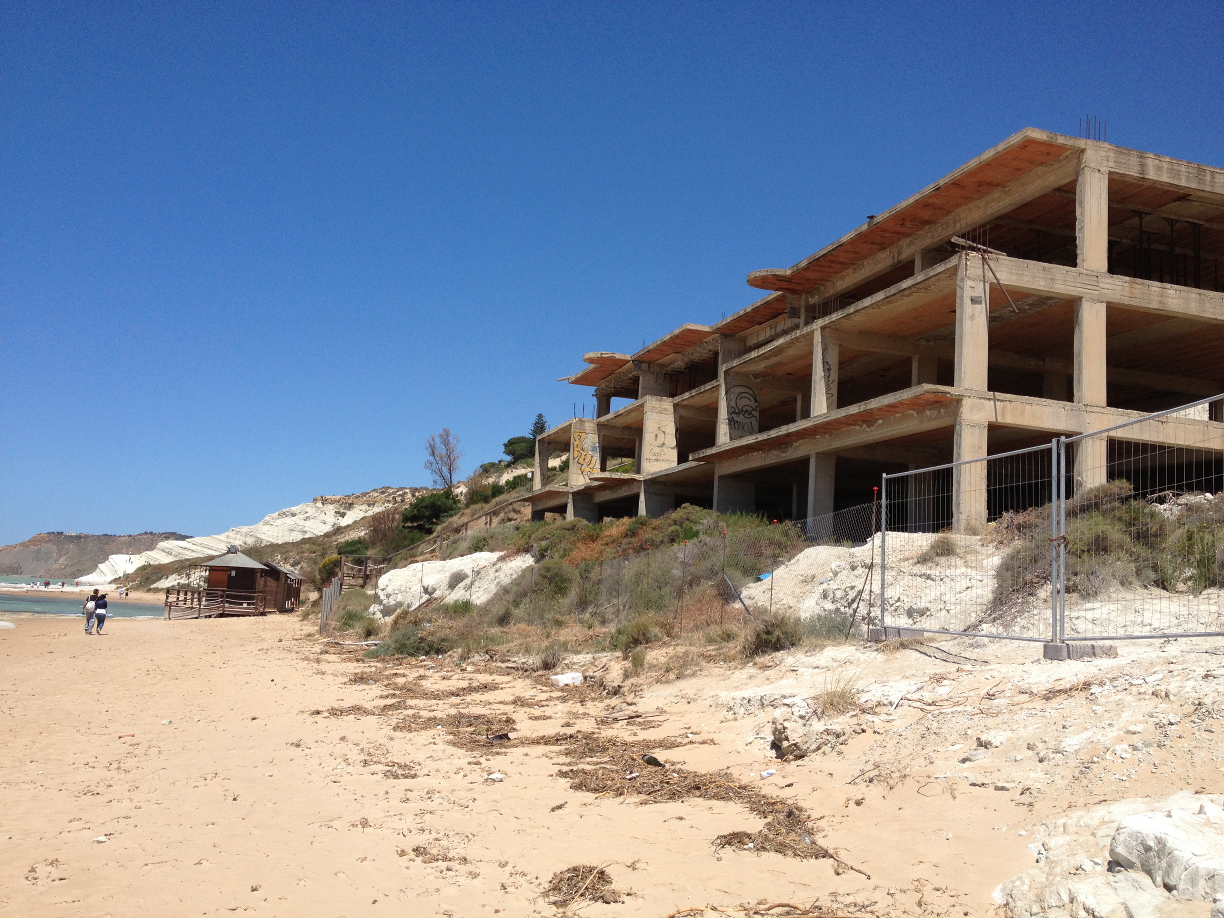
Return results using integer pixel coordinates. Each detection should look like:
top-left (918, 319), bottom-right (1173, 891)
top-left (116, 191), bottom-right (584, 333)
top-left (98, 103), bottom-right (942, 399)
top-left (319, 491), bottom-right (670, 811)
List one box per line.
top-left (879, 478), bottom-right (887, 632)
top-left (676, 541), bottom-right (688, 631)
top-left (1058, 437), bottom-right (1068, 642)
top-left (1050, 438), bottom-right (1060, 645)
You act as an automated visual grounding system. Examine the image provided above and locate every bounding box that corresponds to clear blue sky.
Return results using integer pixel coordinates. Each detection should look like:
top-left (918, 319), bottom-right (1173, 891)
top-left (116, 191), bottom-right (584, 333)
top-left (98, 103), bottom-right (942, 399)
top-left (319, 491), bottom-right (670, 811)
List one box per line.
top-left (2, 1), bottom-right (1221, 544)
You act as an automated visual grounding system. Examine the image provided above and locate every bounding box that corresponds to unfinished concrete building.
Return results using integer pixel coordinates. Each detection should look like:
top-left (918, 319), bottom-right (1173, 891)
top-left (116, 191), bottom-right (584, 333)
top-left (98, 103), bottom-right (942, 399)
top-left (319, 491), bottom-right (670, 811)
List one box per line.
top-left (528, 129), bottom-right (1224, 529)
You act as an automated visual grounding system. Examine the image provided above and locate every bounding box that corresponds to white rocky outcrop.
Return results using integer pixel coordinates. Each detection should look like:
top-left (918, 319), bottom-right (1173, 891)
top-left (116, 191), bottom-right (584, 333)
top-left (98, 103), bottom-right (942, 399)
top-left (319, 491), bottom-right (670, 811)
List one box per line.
top-left (78, 487), bottom-right (426, 585)
top-left (1111, 805), bottom-right (1224, 901)
top-left (376, 551), bottom-right (533, 614)
top-left (995, 793), bottom-right (1224, 917)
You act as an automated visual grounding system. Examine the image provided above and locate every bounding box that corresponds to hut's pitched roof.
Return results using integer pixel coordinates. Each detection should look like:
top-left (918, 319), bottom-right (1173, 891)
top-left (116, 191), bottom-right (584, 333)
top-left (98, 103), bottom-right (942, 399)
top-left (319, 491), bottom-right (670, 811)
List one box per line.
top-left (265, 562), bottom-right (302, 581)
top-left (201, 551), bottom-right (268, 570)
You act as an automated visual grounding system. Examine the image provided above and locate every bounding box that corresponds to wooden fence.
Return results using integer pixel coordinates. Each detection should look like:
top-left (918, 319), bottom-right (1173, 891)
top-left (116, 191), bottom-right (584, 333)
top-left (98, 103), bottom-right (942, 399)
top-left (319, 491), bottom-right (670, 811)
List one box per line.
top-left (318, 577), bottom-right (343, 634)
top-left (164, 588), bottom-right (266, 620)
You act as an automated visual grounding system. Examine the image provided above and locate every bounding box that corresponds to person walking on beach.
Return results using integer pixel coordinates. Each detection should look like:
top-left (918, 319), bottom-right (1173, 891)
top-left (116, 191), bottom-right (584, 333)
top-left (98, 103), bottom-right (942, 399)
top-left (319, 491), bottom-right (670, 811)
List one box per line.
top-left (94, 593), bottom-right (108, 634)
top-left (83, 589), bottom-right (99, 634)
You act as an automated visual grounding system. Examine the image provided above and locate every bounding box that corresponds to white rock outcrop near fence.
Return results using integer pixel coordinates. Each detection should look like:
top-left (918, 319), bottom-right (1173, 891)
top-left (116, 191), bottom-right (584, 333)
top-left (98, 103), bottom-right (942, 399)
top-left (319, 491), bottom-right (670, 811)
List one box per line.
top-left (738, 533), bottom-right (998, 631)
top-left (377, 551), bottom-right (533, 613)
top-left (995, 793), bottom-right (1224, 917)
top-left (1111, 805), bottom-right (1224, 901)
top-left (78, 488), bottom-right (425, 585)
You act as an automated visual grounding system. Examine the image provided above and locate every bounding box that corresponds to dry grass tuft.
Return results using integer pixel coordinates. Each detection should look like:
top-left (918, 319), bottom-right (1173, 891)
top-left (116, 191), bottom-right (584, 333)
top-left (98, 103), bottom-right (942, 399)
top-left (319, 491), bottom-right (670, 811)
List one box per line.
top-left (810, 672), bottom-right (860, 719)
top-left (545, 864), bottom-right (621, 907)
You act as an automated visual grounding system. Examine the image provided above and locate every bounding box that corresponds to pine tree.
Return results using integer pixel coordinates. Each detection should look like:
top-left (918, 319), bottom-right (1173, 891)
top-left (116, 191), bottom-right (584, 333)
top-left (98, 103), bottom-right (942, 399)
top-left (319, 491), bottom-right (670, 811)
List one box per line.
top-left (530, 413), bottom-right (547, 440)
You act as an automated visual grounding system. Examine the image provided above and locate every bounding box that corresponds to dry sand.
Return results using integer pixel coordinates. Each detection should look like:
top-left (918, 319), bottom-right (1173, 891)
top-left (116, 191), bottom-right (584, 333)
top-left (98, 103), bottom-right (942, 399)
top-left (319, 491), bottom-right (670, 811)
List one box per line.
top-left (2, 614), bottom-right (1220, 917)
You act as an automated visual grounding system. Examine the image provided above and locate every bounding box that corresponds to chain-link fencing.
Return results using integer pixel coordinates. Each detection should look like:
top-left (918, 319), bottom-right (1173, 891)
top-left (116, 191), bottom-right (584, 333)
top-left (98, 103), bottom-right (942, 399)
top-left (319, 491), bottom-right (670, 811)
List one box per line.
top-left (878, 393), bottom-right (1224, 646)
top-left (1060, 396), bottom-right (1224, 641)
top-left (880, 442), bottom-right (1057, 641)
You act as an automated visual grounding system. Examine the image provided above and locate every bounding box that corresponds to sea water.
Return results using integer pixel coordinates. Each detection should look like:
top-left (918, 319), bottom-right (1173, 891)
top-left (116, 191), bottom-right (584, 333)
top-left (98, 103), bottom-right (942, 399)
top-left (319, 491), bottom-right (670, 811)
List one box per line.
top-left (0, 591), bottom-right (161, 619)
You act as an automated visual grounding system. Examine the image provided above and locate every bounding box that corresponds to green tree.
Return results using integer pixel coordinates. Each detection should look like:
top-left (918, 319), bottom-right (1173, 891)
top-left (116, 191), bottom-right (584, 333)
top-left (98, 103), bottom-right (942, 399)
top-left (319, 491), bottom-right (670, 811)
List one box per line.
top-left (530, 413), bottom-right (547, 440)
top-left (503, 435), bottom-right (534, 463)
top-left (401, 491), bottom-right (461, 532)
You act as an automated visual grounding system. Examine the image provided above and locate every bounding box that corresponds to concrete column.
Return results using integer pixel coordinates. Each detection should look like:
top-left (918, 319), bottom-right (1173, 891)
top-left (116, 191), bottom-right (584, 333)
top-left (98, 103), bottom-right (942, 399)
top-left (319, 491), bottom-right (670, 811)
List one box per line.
top-left (567, 491), bottom-right (598, 523)
top-left (952, 415), bottom-right (988, 533)
top-left (635, 361), bottom-right (671, 398)
top-left (640, 397), bottom-right (678, 473)
top-left (638, 482), bottom-right (675, 518)
top-left (719, 373), bottom-right (758, 442)
top-left (715, 335), bottom-right (747, 445)
top-left (713, 471), bottom-right (754, 515)
top-left (568, 419), bottom-right (600, 487)
top-left (794, 389), bottom-right (810, 422)
top-left (1042, 358), bottom-right (1069, 401)
top-left (806, 453), bottom-right (836, 519)
top-left (595, 393), bottom-right (612, 418)
top-left (533, 438), bottom-right (549, 491)
top-left (954, 253), bottom-right (989, 390)
top-left (1076, 151), bottom-right (1109, 272)
top-left (1074, 300), bottom-right (1107, 407)
top-left (1073, 293), bottom-right (1108, 491)
top-left (911, 354), bottom-right (938, 386)
top-left (811, 329), bottom-right (839, 415)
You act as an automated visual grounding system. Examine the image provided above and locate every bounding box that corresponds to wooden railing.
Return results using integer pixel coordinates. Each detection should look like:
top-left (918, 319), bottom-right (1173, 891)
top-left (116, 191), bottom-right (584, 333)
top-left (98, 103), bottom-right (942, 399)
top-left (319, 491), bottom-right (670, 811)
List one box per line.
top-left (164, 588), bottom-right (266, 620)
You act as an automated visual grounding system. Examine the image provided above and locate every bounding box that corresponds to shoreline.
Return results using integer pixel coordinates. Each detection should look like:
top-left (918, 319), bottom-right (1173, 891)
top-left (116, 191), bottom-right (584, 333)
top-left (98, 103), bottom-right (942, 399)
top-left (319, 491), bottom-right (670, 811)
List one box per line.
top-left (0, 586), bottom-right (165, 605)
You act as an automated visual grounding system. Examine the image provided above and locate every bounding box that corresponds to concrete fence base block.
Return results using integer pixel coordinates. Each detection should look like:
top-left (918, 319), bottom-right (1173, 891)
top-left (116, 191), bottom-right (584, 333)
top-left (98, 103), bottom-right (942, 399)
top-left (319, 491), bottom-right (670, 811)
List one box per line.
top-left (870, 626), bottom-right (926, 642)
top-left (1044, 642), bottom-right (1119, 661)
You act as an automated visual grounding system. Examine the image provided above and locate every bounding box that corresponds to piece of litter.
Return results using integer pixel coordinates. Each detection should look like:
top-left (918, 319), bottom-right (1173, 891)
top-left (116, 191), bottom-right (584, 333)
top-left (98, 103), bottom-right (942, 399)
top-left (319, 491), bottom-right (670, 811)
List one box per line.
top-left (760, 769), bottom-right (777, 779)
top-left (549, 672), bottom-right (583, 688)
top-left (486, 773), bottom-right (504, 782)
top-left (625, 772), bottom-right (640, 780)
top-left (93, 836), bottom-right (108, 843)
top-left (161, 719), bottom-right (171, 725)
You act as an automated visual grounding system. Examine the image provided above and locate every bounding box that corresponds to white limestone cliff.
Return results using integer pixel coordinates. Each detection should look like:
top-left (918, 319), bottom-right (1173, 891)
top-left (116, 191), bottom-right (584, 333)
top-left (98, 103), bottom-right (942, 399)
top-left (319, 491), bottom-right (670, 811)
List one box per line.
top-left (77, 487), bottom-right (427, 585)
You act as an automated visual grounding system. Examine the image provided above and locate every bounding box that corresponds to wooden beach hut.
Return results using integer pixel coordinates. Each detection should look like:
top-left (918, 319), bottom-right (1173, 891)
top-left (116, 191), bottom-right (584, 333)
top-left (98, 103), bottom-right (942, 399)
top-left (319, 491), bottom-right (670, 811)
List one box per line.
top-left (164, 546), bottom-right (302, 619)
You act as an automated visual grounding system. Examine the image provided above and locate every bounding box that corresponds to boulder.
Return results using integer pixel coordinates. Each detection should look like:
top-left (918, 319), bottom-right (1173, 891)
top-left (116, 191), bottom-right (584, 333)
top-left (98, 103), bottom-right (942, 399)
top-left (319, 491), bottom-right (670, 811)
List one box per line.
top-left (1110, 806), bottom-right (1224, 901)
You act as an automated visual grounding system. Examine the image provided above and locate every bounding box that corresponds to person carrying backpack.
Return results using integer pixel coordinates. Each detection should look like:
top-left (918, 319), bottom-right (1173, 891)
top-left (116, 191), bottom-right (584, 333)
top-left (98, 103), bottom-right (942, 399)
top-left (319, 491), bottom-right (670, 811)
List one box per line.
top-left (83, 589), bottom-right (99, 634)
top-left (94, 594), bottom-right (109, 634)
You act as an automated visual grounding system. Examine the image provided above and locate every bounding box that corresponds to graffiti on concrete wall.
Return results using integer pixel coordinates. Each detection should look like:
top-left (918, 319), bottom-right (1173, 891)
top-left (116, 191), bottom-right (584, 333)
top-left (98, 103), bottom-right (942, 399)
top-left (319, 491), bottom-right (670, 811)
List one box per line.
top-left (822, 356), bottom-right (837, 407)
top-left (726, 385), bottom-right (759, 438)
top-left (642, 416), bottom-right (677, 470)
top-left (572, 429), bottom-right (600, 481)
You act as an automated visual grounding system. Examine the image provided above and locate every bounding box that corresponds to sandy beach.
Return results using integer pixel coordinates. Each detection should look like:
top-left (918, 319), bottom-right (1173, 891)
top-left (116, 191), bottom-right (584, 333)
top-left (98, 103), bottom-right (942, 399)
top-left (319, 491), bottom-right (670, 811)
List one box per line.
top-left (3, 613), bottom-right (1221, 917)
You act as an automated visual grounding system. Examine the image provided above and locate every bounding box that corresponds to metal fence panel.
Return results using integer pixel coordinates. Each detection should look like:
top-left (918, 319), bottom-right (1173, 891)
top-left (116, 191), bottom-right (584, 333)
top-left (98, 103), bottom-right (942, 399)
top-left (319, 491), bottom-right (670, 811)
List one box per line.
top-left (881, 442), bottom-right (1056, 641)
top-left (1060, 395), bottom-right (1224, 641)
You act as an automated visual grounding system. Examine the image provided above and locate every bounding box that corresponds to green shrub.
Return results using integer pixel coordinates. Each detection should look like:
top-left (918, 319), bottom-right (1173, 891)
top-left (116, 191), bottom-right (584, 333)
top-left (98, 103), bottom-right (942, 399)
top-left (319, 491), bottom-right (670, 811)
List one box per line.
top-left (534, 559), bottom-right (575, 598)
top-left (742, 612), bottom-right (803, 657)
top-left (629, 646), bottom-right (647, 673)
top-left (610, 615), bottom-right (661, 656)
top-left (402, 491), bottom-right (461, 532)
top-left (317, 555), bottom-right (341, 585)
top-left (803, 611), bottom-right (853, 642)
top-left (336, 538), bottom-right (369, 557)
top-left (365, 625), bottom-right (452, 659)
top-left (336, 610), bottom-right (381, 640)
